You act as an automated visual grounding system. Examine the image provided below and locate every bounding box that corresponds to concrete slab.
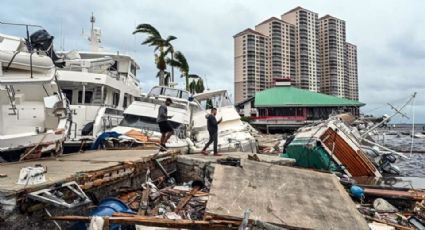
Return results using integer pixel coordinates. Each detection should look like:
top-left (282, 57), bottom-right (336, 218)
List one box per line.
top-left (206, 161), bottom-right (369, 230)
top-left (0, 150), bottom-right (158, 194)
top-left (177, 152), bottom-right (295, 166)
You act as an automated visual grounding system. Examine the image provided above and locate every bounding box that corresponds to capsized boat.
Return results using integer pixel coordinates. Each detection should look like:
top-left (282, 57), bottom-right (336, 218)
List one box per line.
top-left (191, 89), bottom-right (257, 153)
top-left (282, 114), bottom-right (405, 177)
top-left (0, 30), bottom-right (70, 161)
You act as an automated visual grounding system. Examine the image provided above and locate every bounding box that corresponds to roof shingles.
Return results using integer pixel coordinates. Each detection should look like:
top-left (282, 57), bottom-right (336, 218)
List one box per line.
top-left (254, 86), bottom-right (364, 107)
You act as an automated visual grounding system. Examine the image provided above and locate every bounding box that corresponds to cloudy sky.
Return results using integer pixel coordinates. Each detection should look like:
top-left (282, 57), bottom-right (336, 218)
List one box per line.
top-left (1, 0), bottom-right (424, 123)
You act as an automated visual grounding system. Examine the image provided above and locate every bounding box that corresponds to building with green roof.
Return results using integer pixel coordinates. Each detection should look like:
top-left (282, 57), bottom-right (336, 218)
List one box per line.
top-left (236, 82), bottom-right (364, 132)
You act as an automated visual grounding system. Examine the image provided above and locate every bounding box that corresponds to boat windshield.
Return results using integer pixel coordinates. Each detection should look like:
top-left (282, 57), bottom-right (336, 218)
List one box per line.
top-left (149, 87), bottom-right (190, 100)
top-left (119, 114), bottom-right (183, 133)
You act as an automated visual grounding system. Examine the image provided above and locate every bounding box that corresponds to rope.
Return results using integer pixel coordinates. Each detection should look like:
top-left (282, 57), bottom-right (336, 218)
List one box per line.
top-left (4, 51), bottom-right (21, 72)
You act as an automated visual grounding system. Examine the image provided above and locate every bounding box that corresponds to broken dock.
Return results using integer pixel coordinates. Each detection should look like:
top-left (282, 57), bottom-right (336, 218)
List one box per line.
top-left (0, 150), bottom-right (369, 229)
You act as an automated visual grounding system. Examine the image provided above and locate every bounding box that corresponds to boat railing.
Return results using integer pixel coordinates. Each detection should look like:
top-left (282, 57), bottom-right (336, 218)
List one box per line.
top-left (62, 64), bottom-right (121, 80)
top-left (5, 85), bottom-right (17, 115)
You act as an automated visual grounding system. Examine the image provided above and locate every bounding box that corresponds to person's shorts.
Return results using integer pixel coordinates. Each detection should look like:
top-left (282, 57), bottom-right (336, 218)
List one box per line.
top-left (158, 121), bottom-right (173, 134)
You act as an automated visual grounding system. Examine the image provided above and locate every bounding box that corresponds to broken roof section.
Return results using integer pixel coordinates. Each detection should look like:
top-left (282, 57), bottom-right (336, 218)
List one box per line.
top-left (255, 86), bottom-right (365, 107)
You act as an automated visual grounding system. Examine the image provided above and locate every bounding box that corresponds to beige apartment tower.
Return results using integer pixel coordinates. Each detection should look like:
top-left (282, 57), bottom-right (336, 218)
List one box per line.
top-left (234, 29), bottom-right (270, 103)
top-left (345, 42), bottom-right (358, 100)
top-left (282, 7), bottom-right (320, 92)
top-left (319, 15), bottom-right (346, 98)
top-left (234, 6), bottom-right (358, 103)
top-left (255, 17), bottom-right (296, 81)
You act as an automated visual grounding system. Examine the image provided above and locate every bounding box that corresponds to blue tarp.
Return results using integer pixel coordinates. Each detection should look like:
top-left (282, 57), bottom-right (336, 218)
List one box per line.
top-left (90, 131), bottom-right (121, 150)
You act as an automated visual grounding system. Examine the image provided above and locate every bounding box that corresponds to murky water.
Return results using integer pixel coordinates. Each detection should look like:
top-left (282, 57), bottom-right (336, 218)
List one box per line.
top-left (375, 125), bottom-right (425, 177)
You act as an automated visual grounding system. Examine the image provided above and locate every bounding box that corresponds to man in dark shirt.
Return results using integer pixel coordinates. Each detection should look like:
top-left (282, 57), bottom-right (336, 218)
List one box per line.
top-left (157, 98), bottom-right (173, 151)
top-left (201, 108), bottom-right (222, 156)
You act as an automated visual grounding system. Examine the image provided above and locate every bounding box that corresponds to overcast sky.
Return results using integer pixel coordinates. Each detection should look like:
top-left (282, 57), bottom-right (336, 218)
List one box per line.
top-left (1, 0), bottom-right (424, 123)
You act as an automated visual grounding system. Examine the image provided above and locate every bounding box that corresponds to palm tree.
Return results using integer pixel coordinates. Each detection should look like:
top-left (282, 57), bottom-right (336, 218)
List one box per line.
top-left (166, 51), bottom-right (190, 90)
top-left (133, 24), bottom-right (176, 86)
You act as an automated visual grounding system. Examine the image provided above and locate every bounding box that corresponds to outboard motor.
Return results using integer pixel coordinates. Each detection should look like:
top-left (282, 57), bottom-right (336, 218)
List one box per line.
top-left (28, 29), bottom-right (64, 67)
top-left (378, 153), bottom-right (401, 175)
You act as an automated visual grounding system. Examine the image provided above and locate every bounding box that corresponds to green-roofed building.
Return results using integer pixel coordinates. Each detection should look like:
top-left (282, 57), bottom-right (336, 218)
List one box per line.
top-left (236, 81), bottom-right (364, 132)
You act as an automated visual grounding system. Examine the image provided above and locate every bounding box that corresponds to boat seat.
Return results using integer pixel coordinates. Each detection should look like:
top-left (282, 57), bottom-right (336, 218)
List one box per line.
top-left (0, 34), bottom-right (25, 52)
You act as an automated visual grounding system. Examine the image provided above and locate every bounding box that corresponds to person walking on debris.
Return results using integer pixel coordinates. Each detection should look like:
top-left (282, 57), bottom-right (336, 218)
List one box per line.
top-left (202, 108), bottom-right (222, 156)
top-left (157, 98), bottom-right (174, 151)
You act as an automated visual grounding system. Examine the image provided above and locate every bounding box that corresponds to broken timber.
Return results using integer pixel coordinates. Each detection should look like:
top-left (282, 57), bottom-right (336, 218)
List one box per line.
top-left (50, 215), bottom-right (242, 229)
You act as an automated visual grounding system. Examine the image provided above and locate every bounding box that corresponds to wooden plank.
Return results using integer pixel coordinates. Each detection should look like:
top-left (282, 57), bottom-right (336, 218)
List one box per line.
top-left (50, 215), bottom-right (240, 229)
top-left (138, 186), bottom-right (150, 215)
top-left (205, 162), bottom-right (370, 230)
top-left (175, 187), bottom-right (200, 212)
top-left (364, 188), bottom-right (425, 200)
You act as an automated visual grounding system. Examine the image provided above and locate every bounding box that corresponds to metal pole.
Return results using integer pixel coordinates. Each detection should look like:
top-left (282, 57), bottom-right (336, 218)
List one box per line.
top-left (82, 84), bottom-right (86, 105)
top-left (101, 85), bottom-right (104, 105)
top-left (360, 93), bottom-right (416, 139)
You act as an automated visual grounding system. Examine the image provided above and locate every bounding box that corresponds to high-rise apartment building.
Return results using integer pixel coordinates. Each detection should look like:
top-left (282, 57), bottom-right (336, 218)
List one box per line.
top-left (282, 7), bottom-right (320, 92)
top-left (345, 42), bottom-right (358, 100)
top-left (234, 29), bottom-right (270, 103)
top-left (255, 17), bottom-right (296, 82)
top-left (234, 6), bottom-right (358, 104)
top-left (319, 15), bottom-right (346, 98)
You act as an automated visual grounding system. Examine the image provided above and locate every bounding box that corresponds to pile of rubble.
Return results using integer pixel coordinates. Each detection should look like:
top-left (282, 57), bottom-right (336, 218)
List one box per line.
top-left (254, 134), bottom-right (287, 154)
top-left (116, 179), bottom-right (210, 221)
top-left (341, 180), bottom-right (425, 229)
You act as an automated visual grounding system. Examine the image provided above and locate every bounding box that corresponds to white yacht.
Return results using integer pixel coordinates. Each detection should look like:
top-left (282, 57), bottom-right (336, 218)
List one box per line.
top-left (112, 86), bottom-right (200, 151)
top-left (0, 31), bottom-right (70, 161)
top-left (57, 16), bottom-right (142, 147)
top-left (111, 86), bottom-right (256, 153)
top-left (191, 90), bottom-right (257, 153)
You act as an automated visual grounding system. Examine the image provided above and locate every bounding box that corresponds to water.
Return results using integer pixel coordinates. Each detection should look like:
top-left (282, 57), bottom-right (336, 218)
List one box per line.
top-left (375, 124), bottom-right (425, 177)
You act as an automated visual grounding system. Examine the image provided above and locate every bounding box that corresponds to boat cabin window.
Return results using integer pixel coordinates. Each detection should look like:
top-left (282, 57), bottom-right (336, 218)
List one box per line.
top-left (181, 91), bottom-right (190, 100)
top-left (149, 87), bottom-right (190, 100)
top-left (108, 61), bottom-right (118, 72)
top-left (123, 93), bottom-right (130, 109)
top-left (105, 108), bottom-right (123, 116)
top-left (149, 87), bottom-right (162, 97)
top-left (120, 114), bottom-right (181, 132)
top-left (62, 89), bottom-right (73, 103)
top-left (163, 88), bottom-right (179, 98)
top-left (130, 62), bottom-right (137, 76)
top-left (78, 91), bottom-right (93, 104)
top-left (113, 92), bottom-right (120, 107)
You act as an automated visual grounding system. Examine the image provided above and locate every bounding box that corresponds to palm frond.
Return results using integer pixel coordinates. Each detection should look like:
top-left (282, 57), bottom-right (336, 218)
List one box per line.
top-left (188, 74), bottom-right (200, 79)
top-left (166, 58), bottom-right (181, 67)
top-left (141, 36), bottom-right (157, 45)
top-left (165, 35), bottom-right (177, 43)
top-left (173, 51), bottom-right (189, 73)
top-left (133, 24), bottom-right (161, 37)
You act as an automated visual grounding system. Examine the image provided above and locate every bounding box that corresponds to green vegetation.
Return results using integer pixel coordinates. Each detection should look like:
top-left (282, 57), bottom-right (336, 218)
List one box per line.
top-left (134, 24), bottom-right (206, 93)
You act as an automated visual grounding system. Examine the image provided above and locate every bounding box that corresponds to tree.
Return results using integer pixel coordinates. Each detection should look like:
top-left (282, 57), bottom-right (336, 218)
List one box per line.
top-left (133, 24), bottom-right (176, 86)
top-left (166, 51), bottom-right (189, 90)
top-left (195, 78), bottom-right (205, 93)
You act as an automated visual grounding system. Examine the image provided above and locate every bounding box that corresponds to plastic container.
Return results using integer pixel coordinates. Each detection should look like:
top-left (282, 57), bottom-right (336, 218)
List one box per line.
top-left (350, 185), bottom-right (364, 199)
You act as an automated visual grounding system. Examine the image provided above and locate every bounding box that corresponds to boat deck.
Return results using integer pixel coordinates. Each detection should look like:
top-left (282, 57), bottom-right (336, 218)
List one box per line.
top-left (0, 149), bottom-right (159, 195)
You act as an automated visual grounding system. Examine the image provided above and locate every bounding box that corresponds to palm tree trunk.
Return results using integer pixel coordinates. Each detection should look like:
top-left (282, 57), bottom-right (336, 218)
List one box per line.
top-left (185, 74), bottom-right (189, 91)
top-left (170, 51), bottom-right (174, 86)
top-left (159, 70), bottom-right (164, 86)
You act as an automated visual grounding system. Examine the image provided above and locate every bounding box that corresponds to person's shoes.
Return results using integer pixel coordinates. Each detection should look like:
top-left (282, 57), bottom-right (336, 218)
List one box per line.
top-left (201, 150), bottom-right (209, 156)
top-left (213, 153), bottom-right (223, 156)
